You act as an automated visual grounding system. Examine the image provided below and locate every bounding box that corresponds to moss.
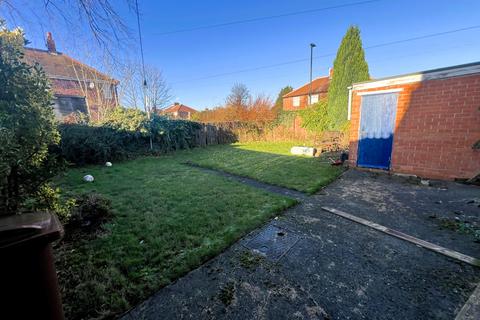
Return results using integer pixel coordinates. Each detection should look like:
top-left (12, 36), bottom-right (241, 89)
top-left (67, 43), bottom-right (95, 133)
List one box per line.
top-left (439, 218), bottom-right (480, 241)
top-left (218, 281), bottom-right (235, 306)
top-left (238, 250), bottom-right (264, 270)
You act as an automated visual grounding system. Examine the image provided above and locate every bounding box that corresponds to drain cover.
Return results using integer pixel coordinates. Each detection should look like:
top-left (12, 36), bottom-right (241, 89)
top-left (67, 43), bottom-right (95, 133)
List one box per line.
top-left (244, 225), bottom-right (300, 261)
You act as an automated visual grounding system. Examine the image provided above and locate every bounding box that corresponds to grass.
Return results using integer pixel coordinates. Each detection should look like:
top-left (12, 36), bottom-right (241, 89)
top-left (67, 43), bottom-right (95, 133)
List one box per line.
top-left (178, 141), bottom-right (344, 194)
top-left (55, 156), bottom-right (295, 319)
top-left (54, 141), bottom-right (342, 319)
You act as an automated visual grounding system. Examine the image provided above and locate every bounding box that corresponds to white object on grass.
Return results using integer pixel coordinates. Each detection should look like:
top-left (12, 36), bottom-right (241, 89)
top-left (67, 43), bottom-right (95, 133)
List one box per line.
top-left (83, 174), bottom-right (94, 182)
top-left (290, 146), bottom-right (316, 157)
top-left (105, 162), bottom-right (112, 167)
top-left (420, 179), bottom-right (430, 186)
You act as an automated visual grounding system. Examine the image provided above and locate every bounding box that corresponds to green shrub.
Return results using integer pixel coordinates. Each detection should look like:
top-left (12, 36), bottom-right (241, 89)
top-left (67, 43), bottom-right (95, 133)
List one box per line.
top-left (68, 193), bottom-right (112, 228)
top-left (0, 21), bottom-right (63, 215)
top-left (269, 110), bottom-right (298, 129)
top-left (97, 107), bottom-right (148, 132)
top-left (58, 115), bottom-right (205, 165)
top-left (58, 124), bottom-right (147, 165)
top-left (24, 185), bottom-right (76, 224)
top-left (150, 115), bottom-right (202, 151)
top-left (299, 100), bottom-right (331, 133)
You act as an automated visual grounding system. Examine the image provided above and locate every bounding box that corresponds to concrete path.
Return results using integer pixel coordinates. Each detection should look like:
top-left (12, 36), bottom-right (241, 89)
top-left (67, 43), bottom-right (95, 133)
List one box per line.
top-left (121, 170), bottom-right (480, 320)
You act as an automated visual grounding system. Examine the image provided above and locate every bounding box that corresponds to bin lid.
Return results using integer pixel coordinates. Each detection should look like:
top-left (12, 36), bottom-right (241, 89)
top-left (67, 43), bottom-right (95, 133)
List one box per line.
top-left (0, 212), bottom-right (63, 250)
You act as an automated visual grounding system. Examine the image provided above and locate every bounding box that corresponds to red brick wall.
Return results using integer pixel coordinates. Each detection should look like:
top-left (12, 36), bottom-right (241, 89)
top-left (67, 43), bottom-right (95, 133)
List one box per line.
top-left (51, 78), bottom-right (118, 121)
top-left (349, 74), bottom-right (480, 180)
top-left (283, 92), bottom-right (327, 111)
top-left (284, 95), bottom-right (308, 111)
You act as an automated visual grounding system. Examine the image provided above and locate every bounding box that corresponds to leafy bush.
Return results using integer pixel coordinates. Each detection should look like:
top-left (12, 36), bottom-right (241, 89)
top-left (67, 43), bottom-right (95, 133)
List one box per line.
top-left (0, 22), bottom-right (63, 215)
top-left (58, 114), bottom-right (204, 165)
top-left (58, 124), bottom-right (146, 165)
top-left (63, 111), bottom-right (90, 125)
top-left (299, 100), bottom-right (331, 133)
top-left (97, 107), bottom-right (148, 132)
top-left (68, 193), bottom-right (112, 229)
top-left (150, 115), bottom-right (202, 151)
top-left (24, 185), bottom-right (76, 224)
top-left (269, 110), bottom-right (298, 128)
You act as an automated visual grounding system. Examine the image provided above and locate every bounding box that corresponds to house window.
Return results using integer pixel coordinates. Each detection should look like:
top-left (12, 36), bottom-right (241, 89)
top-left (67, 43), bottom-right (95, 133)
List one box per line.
top-left (102, 83), bottom-right (112, 99)
top-left (292, 96), bottom-right (300, 107)
top-left (310, 94), bottom-right (319, 104)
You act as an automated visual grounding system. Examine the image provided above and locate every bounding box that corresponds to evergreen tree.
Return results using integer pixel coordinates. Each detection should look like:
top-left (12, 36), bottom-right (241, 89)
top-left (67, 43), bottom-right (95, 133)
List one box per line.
top-left (272, 86), bottom-right (293, 116)
top-left (327, 26), bottom-right (369, 129)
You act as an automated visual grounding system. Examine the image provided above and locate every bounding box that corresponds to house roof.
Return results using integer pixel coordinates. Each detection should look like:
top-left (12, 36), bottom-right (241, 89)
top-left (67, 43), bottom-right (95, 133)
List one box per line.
top-left (163, 103), bottom-right (197, 114)
top-left (23, 47), bottom-right (119, 84)
top-left (351, 61), bottom-right (480, 91)
top-left (283, 76), bottom-right (330, 98)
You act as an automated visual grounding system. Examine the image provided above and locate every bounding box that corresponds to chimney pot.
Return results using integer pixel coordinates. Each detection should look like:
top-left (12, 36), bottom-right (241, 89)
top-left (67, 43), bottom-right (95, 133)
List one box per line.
top-left (46, 32), bottom-right (57, 54)
top-left (329, 67), bottom-right (334, 79)
top-left (174, 102), bottom-right (180, 105)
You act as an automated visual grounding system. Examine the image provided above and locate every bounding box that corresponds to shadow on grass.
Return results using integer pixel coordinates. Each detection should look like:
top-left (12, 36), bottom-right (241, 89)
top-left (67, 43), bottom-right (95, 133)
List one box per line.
top-left (176, 142), bottom-right (345, 194)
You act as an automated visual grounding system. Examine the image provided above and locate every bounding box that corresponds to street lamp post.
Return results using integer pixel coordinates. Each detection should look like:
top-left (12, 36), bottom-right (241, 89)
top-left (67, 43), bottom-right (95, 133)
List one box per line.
top-left (309, 43), bottom-right (316, 105)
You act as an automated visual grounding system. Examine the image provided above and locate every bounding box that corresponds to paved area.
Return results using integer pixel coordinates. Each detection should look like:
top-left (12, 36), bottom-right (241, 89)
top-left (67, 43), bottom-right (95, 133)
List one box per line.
top-left (121, 170), bottom-right (480, 320)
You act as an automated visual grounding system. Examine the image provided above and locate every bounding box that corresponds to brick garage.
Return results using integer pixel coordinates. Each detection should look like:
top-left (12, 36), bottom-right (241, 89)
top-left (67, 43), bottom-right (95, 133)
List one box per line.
top-left (348, 62), bottom-right (480, 180)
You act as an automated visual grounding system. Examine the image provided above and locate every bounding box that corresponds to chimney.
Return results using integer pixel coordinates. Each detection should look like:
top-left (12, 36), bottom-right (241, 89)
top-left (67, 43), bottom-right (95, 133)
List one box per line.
top-left (328, 67), bottom-right (334, 79)
top-left (46, 32), bottom-right (57, 54)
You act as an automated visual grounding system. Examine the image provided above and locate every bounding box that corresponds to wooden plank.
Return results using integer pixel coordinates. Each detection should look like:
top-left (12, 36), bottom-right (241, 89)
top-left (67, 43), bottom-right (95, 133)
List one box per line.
top-left (321, 206), bottom-right (480, 267)
top-left (455, 283), bottom-right (480, 320)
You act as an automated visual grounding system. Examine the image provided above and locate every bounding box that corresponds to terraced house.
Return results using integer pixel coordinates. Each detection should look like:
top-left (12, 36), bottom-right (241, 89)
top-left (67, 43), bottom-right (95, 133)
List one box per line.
top-left (24, 32), bottom-right (119, 121)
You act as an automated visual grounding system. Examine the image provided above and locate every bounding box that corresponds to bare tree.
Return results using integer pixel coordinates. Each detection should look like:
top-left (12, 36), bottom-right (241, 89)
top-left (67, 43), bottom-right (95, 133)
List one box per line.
top-left (118, 61), bottom-right (171, 111)
top-left (145, 66), bottom-right (171, 111)
top-left (60, 41), bottom-right (124, 122)
top-left (0, 0), bottom-right (134, 56)
top-left (117, 62), bottom-right (140, 108)
top-left (226, 83), bottom-right (250, 108)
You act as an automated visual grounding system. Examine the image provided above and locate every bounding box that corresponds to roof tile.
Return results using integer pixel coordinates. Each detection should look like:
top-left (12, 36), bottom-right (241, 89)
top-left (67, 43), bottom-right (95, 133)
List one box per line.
top-left (163, 104), bottom-right (197, 114)
top-left (23, 48), bottom-right (118, 84)
top-left (283, 76), bottom-right (330, 98)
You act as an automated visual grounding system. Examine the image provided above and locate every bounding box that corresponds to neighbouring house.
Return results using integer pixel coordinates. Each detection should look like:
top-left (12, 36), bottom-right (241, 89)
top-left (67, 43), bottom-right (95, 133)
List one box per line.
top-left (162, 102), bottom-right (197, 120)
top-left (282, 68), bottom-right (332, 111)
top-left (24, 32), bottom-right (119, 121)
top-left (348, 61), bottom-right (480, 180)
top-left (280, 69), bottom-right (332, 135)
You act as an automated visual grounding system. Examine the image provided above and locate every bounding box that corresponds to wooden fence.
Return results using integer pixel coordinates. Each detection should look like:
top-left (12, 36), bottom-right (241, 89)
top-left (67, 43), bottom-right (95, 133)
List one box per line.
top-left (194, 123), bottom-right (237, 147)
top-left (197, 122), bottom-right (348, 152)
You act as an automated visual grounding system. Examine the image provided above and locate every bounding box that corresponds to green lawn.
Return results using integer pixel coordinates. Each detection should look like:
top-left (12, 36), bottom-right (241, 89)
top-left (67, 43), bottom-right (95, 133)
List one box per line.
top-left (178, 141), bottom-right (343, 194)
top-left (55, 155), bottom-right (295, 319)
top-left (54, 142), bottom-right (342, 319)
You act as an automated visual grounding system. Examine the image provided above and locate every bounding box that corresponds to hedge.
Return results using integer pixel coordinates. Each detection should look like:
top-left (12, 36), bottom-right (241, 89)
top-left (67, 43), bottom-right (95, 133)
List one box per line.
top-left (58, 118), bottom-right (204, 165)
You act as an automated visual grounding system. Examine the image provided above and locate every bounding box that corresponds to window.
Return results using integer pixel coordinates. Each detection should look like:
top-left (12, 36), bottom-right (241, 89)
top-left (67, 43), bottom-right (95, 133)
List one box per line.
top-left (292, 96), bottom-right (300, 107)
top-left (102, 83), bottom-right (112, 99)
top-left (54, 96), bottom-right (87, 120)
top-left (310, 94), bottom-right (319, 104)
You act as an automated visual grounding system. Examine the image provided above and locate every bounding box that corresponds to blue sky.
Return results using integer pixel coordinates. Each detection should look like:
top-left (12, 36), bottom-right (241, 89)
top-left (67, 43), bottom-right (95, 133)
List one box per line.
top-left (3, 0), bottom-right (480, 110)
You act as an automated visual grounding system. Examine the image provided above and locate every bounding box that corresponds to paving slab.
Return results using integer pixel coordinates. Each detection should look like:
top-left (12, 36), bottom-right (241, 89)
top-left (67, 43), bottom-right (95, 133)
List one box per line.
top-left (121, 169), bottom-right (480, 320)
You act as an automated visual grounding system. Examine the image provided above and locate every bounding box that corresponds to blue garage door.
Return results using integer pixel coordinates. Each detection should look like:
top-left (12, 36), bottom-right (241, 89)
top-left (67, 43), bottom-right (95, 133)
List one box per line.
top-left (357, 92), bottom-right (398, 170)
